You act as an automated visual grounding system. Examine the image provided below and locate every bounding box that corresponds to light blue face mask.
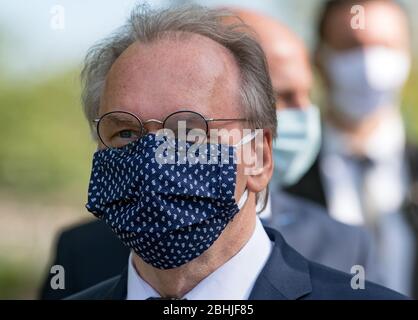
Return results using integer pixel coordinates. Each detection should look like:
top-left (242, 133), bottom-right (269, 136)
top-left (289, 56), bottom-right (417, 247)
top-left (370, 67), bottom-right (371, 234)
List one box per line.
top-left (272, 105), bottom-right (322, 188)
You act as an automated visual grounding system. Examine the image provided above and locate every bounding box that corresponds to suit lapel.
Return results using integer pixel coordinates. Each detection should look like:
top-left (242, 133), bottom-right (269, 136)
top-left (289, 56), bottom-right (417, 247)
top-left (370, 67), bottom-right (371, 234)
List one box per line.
top-left (104, 267), bottom-right (128, 300)
top-left (249, 227), bottom-right (312, 300)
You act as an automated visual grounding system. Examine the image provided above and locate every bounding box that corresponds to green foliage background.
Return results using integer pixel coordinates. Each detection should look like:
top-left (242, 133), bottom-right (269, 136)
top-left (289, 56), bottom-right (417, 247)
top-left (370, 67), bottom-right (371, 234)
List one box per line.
top-left (403, 64), bottom-right (418, 143)
top-left (0, 71), bottom-right (95, 202)
top-left (0, 70), bottom-right (95, 298)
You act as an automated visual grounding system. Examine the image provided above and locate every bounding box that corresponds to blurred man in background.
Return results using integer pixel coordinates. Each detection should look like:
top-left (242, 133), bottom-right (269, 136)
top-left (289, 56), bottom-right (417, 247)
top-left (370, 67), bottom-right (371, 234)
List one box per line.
top-left (285, 0), bottom-right (417, 296)
top-left (231, 8), bottom-right (380, 281)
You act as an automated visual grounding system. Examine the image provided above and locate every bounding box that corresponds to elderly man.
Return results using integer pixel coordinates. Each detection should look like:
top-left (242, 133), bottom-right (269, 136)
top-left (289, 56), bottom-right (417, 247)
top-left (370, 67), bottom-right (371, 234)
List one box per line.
top-left (231, 8), bottom-right (379, 281)
top-left (285, 0), bottom-right (417, 297)
top-left (65, 5), bottom-right (403, 300)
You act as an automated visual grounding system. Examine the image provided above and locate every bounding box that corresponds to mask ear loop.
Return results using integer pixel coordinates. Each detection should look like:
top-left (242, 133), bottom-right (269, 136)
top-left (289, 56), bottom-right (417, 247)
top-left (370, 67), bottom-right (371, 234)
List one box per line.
top-left (236, 188), bottom-right (249, 210)
top-left (234, 130), bottom-right (260, 211)
top-left (234, 130), bottom-right (259, 147)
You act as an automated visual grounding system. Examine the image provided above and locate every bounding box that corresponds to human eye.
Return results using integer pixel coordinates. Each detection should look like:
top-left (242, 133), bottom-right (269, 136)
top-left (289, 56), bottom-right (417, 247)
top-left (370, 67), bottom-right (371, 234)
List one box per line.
top-left (118, 129), bottom-right (136, 139)
top-left (109, 128), bottom-right (141, 148)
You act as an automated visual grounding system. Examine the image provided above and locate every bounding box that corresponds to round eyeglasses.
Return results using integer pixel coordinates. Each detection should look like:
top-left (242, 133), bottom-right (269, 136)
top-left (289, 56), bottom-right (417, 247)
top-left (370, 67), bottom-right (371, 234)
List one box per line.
top-left (93, 110), bottom-right (248, 149)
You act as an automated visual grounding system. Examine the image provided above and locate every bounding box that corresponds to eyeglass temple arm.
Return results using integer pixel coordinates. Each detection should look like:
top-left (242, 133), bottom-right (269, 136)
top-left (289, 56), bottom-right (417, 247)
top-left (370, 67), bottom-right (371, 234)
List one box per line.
top-left (92, 118), bottom-right (247, 123)
top-left (92, 118), bottom-right (164, 124)
top-left (206, 118), bottom-right (247, 122)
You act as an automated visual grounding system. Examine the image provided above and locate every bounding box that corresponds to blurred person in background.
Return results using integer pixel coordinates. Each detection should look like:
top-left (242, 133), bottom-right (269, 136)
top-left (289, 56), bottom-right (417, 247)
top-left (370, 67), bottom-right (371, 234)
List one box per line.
top-left (285, 0), bottom-right (417, 297)
top-left (231, 8), bottom-right (380, 282)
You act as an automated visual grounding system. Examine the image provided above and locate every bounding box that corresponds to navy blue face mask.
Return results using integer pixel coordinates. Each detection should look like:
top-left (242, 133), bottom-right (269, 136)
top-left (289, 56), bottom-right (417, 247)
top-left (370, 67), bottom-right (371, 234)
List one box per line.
top-left (86, 133), bottom-right (251, 269)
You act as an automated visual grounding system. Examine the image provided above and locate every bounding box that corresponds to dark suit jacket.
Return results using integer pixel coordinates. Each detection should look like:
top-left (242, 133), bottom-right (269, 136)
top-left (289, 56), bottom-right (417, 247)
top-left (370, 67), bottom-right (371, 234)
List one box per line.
top-left (39, 219), bottom-right (130, 300)
top-left (267, 190), bottom-right (379, 282)
top-left (284, 144), bottom-right (418, 298)
top-left (66, 227), bottom-right (405, 300)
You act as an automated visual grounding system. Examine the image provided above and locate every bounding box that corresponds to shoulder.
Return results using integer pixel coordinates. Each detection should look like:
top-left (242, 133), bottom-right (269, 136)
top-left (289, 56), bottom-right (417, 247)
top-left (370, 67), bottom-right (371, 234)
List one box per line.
top-left (306, 261), bottom-right (406, 300)
top-left (262, 227), bottom-right (406, 300)
top-left (305, 202), bottom-right (370, 245)
top-left (274, 191), bottom-right (370, 245)
top-left (65, 275), bottom-right (121, 300)
top-left (57, 219), bottom-right (125, 252)
top-left (59, 219), bottom-right (110, 243)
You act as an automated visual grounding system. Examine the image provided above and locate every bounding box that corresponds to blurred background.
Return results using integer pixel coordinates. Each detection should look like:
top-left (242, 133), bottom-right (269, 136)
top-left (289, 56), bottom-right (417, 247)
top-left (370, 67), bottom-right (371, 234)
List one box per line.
top-left (0, 0), bottom-right (417, 299)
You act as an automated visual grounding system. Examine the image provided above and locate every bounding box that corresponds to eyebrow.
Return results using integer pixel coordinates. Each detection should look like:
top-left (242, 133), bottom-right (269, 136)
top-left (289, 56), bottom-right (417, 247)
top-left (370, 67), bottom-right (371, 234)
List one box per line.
top-left (92, 117), bottom-right (138, 125)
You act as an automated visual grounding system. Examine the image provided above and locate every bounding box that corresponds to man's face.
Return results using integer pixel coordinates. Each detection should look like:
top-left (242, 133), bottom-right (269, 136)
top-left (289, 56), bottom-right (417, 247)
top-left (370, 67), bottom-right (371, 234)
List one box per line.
top-left (317, 0), bottom-right (410, 124)
top-left (99, 33), bottom-right (250, 203)
top-left (322, 1), bottom-right (409, 53)
top-left (229, 9), bottom-right (312, 111)
top-left (267, 44), bottom-right (312, 110)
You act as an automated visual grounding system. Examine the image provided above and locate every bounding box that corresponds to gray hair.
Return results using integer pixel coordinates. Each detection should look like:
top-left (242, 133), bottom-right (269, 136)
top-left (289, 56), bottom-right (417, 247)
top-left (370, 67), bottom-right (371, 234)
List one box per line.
top-left (81, 4), bottom-right (276, 208)
top-left (81, 4), bottom-right (276, 137)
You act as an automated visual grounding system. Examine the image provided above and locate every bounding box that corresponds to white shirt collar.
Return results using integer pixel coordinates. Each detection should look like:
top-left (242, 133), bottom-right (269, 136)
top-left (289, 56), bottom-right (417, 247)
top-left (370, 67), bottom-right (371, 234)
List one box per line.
top-left (127, 217), bottom-right (272, 300)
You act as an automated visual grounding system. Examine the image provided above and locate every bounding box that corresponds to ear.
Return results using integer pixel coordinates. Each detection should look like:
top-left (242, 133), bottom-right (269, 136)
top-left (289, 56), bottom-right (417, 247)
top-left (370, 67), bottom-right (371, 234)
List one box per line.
top-left (245, 130), bottom-right (273, 193)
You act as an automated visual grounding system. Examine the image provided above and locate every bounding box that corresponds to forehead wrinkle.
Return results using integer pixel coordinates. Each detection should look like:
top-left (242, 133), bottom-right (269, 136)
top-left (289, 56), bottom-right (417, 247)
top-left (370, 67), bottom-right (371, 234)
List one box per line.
top-left (101, 33), bottom-right (241, 118)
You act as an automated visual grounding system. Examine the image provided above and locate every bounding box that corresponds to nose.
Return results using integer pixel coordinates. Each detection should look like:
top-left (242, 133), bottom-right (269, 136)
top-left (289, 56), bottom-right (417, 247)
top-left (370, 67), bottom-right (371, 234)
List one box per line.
top-left (294, 95), bottom-right (311, 109)
top-left (143, 119), bottom-right (163, 133)
top-left (284, 94), bottom-right (311, 110)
